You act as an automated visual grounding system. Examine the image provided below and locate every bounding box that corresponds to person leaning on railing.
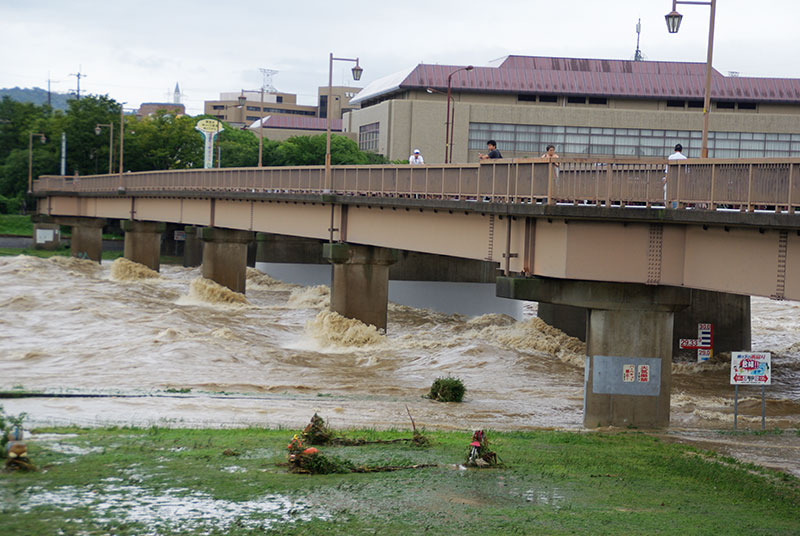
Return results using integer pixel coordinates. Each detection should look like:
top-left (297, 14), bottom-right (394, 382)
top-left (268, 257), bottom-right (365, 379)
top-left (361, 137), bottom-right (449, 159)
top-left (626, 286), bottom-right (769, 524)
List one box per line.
top-left (664, 143), bottom-right (687, 207)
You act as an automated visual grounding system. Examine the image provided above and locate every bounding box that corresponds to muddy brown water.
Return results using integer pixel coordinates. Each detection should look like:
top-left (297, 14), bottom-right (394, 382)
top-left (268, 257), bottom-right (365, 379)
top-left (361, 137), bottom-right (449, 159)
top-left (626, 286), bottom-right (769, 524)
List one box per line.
top-left (1, 256), bottom-right (798, 476)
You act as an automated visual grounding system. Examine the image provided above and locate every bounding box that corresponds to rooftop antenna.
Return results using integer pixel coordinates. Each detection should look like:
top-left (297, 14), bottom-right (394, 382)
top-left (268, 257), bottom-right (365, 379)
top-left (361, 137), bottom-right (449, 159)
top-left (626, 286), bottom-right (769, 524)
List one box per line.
top-left (634, 18), bottom-right (644, 61)
top-left (69, 66), bottom-right (87, 100)
top-left (259, 68), bottom-right (279, 93)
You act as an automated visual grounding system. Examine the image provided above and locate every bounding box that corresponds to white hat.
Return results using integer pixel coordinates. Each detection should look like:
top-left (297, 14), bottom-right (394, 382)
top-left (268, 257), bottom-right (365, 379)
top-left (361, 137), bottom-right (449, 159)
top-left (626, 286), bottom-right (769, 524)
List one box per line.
top-left (413, 149), bottom-right (420, 154)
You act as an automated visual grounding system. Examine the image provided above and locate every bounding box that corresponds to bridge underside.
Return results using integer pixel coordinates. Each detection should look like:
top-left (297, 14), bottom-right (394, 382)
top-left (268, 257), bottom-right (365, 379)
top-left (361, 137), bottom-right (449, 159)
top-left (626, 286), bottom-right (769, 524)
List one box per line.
top-left (40, 193), bottom-right (799, 301)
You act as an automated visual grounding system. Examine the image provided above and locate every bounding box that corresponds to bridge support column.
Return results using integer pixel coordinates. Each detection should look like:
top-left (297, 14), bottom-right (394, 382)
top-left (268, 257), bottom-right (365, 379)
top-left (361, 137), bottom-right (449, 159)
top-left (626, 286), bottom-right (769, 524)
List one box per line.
top-left (323, 243), bottom-right (397, 331)
top-left (539, 290), bottom-right (750, 357)
top-left (121, 220), bottom-right (165, 272)
top-left (200, 227), bottom-right (254, 293)
top-left (47, 216), bottom-right (106, 263)
top-left (497, 277), bottom-right (690, 428)
top-left (183, 226), bottom-right (203, 268)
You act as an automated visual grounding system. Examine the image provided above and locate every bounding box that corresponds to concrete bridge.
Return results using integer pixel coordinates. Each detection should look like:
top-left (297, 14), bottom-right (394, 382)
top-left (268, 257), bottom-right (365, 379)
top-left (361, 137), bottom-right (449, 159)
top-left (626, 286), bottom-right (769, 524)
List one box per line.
top-left (33, 158), bottom-right (800, 429)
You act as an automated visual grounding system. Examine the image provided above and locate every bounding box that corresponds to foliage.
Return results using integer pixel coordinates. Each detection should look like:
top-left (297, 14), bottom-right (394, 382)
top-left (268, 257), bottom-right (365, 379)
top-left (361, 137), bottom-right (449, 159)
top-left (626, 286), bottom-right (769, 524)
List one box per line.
top-left (0, 214), bottom-right (32, 236)
top-left (428, 376), bottom-right (466, 402)
top-left (0, 95), bottom-right (388, 203)
top-left (0, 404), bottom-right (26, 457)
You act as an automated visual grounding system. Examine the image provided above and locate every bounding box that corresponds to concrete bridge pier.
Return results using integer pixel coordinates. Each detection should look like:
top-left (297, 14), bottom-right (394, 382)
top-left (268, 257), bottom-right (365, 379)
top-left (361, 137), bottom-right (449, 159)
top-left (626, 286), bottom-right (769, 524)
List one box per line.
top-left (121, 220), bottom-right (165, 272)
top-left (323, 243), bottom-right (397, 331)
top-left (539, 290), bottom-right (751, 358)
top-left (497, 277), bottom-right (691, 428)
top-left (49, 216), bottom-right (106, 263)
top-left (183, 226), bottom-right (203, 267)
top-left (200, 227), bottom-right (254, 293)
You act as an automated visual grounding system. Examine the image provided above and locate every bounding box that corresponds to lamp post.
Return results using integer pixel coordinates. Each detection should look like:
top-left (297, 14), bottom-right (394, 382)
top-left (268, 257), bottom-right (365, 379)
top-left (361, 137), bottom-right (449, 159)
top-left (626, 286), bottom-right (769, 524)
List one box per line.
top-left (216, 96), bottom-right (247, 168)
top-left (94, 122), bottom-right (114, 173)
top-left (119, 103), bottom-right (126, 184)
top-left (241, 88), bottom-right (265, 167)
top-left (444, 65), bottom-right (473, 164)
top-left (666, 0), bottom-right (716, 158)
top-left (325, 53), bottom-right (362, 193)
top-left (426, 87), bottom-right (453, 163)
top-left (28, 132), bottom-right (47, 194)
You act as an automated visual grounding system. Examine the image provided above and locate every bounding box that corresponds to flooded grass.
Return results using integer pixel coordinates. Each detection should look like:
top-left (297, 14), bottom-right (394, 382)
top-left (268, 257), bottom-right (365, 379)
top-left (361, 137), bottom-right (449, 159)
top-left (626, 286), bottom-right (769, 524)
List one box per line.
top-left (1, 427), bottom-right (798, 535)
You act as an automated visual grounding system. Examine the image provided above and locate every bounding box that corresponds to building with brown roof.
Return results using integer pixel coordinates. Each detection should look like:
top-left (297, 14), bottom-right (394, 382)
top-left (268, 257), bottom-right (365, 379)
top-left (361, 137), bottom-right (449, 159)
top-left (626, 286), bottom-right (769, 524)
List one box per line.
top-left (344, 55), bottom-right (800, 163)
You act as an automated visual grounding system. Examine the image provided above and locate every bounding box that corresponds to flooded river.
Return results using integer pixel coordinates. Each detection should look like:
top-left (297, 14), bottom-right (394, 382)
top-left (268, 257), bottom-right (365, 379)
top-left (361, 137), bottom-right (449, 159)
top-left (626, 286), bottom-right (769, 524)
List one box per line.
top-left (1, 255), bottom-right (798, 475)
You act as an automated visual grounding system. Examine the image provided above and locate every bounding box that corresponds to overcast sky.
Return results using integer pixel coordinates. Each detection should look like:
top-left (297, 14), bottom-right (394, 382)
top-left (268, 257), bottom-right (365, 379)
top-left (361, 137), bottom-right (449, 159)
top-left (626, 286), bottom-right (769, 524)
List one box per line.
top-left (2, 0), bottom-right (798, 115)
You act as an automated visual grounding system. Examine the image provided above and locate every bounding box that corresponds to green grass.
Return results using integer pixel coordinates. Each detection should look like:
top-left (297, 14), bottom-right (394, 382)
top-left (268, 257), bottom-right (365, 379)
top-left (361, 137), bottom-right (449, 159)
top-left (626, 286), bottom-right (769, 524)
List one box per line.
top-left (0, 215), bottom-right (33, 236)
top-left (1, 427), bottom-right (797, 535)
top-left (0, 215), bottom-right (123, 239)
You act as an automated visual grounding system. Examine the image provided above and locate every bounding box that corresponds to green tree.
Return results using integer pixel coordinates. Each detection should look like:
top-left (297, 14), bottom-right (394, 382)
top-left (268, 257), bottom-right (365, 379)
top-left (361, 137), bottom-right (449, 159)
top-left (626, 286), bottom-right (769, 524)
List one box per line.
top-left (275, 134), bottom-right (369, 166)
top-left (124, 112), bottom-right (204, 171)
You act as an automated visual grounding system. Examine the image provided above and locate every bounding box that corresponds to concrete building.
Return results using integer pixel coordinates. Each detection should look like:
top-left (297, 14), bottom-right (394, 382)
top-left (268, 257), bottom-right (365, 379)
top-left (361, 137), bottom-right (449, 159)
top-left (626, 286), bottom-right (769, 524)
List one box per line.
top-left (204, 86), bottom-right (361, 130)
top-left (344, 55), bottom-right (800, 163)
top-left (136, 102), bottom-right (185, 118)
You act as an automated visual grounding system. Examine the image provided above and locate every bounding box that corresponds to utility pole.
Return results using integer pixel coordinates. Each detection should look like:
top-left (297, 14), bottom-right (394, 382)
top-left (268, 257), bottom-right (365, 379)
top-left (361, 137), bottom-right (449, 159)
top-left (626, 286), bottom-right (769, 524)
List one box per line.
top-left (69, 66), bottom-right (87, 100)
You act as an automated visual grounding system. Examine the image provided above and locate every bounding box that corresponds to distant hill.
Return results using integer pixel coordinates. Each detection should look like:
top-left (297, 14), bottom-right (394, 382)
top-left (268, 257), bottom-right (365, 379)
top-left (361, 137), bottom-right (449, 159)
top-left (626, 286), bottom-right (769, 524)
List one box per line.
top-left (0, 87), bottom-right (75, 111)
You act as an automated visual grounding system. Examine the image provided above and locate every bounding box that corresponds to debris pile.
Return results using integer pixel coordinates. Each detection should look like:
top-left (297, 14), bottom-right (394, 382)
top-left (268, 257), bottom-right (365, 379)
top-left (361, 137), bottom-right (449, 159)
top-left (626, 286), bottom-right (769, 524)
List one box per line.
top-left (465, 430), bottom-right (499, 468)
top-left (301, 411), bottom-right (429, 447)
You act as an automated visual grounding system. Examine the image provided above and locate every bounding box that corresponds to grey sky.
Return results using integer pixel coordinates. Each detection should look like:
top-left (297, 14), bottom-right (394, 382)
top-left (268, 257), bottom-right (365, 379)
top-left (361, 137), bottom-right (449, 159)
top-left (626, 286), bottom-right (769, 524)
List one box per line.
top-left (2, 0), bottom-right (798, 115)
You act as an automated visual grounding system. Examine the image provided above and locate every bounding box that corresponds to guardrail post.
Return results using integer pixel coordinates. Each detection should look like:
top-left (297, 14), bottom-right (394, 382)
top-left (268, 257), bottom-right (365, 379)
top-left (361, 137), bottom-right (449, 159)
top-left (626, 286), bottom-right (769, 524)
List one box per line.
top-left (746, 163), bottom-right (754, 212)
top-left (709, 163), bottom-right (717, 210)
top-left (788, 163), bottom-right (795, 214)
top-left (547, 163), bottom-right (554, 205)
top-left (605, 164), bottom-right (612, 206)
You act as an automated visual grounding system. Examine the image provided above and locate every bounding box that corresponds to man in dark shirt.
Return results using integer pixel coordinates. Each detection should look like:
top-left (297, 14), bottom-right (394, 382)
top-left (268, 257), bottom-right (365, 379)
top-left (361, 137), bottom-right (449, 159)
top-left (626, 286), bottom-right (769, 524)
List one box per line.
top-left (479, 140), bottom-right (502, 160)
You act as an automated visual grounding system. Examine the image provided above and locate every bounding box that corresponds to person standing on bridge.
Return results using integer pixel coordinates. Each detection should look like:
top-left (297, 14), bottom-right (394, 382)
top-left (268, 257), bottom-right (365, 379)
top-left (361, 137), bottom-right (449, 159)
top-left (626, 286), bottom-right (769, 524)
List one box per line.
top-left (409, 149), bottom-right (424, 165)
top-left (479, 140), bottom-right (502, 160)
top-left (664, 143), bottom-right (688, 206)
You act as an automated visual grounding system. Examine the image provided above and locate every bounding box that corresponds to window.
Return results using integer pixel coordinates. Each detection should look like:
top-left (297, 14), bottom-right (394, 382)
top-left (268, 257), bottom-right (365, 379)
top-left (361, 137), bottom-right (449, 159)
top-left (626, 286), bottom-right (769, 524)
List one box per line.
top-left (468, 122), bottom-right (800, 158)
top-left (687, 101), bottom-right (704, 108)
top-left (212, 105), bottom-right (224, 110)
top-left (567, 96), bottom-right (586, 104)
top-left (359, 122), bottom-right (380, 152)
top-left (738, 102), bottom-right (757, 110)
top-left (666, 100), bottom-right (685, 108)
top-left (517, 94), bottom-right (537, 102)
top-left (276, 96), bottom-right (283, 103)
top-left (246, 106), bottom-right (260, 111)
top-left (539, 95), bottom-right (558, 103)
top-left (588, 97), bottom-right (607, 105)
top-left (717, 101), bottom-right (735, 109)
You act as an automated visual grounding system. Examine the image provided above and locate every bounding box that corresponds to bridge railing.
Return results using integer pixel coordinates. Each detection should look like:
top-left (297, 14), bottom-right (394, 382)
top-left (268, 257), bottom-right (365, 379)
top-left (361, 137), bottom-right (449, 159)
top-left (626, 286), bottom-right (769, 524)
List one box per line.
top-left (35, 158), bottom-right (800, 212)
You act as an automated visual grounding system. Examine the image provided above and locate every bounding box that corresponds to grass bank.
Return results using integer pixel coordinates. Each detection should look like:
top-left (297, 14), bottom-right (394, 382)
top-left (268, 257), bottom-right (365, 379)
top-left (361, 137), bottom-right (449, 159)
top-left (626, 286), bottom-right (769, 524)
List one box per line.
top-left (1, 426), bottom-right (797, 535)
top-left (0, 215), bottom-right (33, 236)
top-left (0, 214), bottom-right (123, 239)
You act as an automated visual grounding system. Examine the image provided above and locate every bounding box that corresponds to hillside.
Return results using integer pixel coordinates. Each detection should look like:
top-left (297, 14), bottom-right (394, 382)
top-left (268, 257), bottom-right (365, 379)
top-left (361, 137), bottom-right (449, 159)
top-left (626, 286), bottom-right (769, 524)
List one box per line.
top-left (0, 87), bottom-right (74, 111)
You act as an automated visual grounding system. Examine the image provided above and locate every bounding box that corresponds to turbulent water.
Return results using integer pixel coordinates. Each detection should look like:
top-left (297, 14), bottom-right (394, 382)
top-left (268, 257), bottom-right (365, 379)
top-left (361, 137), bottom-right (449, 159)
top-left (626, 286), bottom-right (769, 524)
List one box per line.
top-left (1, 255), bottom-right (799, 474)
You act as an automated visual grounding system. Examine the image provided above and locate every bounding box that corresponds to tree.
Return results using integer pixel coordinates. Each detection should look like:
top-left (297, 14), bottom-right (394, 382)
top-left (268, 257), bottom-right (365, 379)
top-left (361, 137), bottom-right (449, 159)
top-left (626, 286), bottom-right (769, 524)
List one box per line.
top-left (124, 112), bottom-right (204, 171)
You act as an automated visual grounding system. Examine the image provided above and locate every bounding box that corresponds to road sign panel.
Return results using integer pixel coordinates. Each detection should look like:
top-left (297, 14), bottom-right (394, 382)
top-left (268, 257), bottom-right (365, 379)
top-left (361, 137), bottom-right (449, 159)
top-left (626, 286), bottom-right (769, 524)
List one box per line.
top-left (730, 352), bottom-right (771, 385)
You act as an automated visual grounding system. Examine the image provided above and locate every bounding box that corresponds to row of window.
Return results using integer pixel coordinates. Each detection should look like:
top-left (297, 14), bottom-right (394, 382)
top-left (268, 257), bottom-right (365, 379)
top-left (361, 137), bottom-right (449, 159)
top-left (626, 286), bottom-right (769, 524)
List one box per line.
top-left (515, 95), bottom-right (759, 110)
top-left (359, 122), bottom-right (380, 152)
top-left (468, 123), bottom-right (800, 158)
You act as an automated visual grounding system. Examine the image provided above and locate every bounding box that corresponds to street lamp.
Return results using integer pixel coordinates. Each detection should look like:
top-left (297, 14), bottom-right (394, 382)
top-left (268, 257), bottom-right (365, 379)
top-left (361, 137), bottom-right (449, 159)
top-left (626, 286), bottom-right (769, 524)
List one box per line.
top-left (28, 132), bottom-right (47, 194)
top-left (325, 53), bottom-right (362, 193)
top-left (665, 0), bottom-right (716, 158)
top-left (118, 103), bottom-right (127, 189)
top-left (241, 88), bottom-right (265, 167)
top-left (444, 65), bottom-right (473, 163)
top-left (215, 97), bottom-right (247, 168)
top-left (95, 122), bottom-right (114, 173)
top-left (426, 87), bottom-right (453, 162)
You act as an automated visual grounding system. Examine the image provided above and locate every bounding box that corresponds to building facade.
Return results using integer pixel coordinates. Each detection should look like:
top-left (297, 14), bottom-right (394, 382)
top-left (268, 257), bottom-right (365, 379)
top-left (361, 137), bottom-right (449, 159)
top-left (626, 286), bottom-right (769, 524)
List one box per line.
top-left (344, 55), bottom-right (800, 163)
top-left (204, 86), bottom-right (361, 130)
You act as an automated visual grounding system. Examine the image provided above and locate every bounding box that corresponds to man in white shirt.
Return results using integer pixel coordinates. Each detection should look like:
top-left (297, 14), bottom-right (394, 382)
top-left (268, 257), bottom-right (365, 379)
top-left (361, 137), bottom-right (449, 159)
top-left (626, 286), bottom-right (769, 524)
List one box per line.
top-left (409, 149), bottom-right (424, 165)
top-left (664, 143), bottom-right (688, 205)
